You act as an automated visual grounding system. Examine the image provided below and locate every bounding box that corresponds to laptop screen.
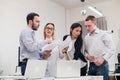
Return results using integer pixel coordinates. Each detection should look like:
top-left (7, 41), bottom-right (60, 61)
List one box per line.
top-left (56, 60), bottom-right (81, 78)
top-left (25, 60), bottom-right (47, 79)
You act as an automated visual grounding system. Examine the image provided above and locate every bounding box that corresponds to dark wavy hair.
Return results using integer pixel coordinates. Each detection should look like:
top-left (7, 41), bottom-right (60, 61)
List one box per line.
top-left (70, 23), bottom-right (83, 44)
top-left (63, 23), bottom-right (87, 62)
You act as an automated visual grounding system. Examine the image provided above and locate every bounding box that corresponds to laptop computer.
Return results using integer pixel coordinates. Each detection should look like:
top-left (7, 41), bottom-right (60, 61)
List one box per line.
top-left (25, 60), bottom-right (47, 79)
top-left (56, 60), bottom-right (81, 78)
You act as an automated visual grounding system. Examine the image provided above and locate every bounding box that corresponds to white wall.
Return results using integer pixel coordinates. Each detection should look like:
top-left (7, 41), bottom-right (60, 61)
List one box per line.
top-left (66, 0), bottom-right (120, 71)
top-left (0, 0), bottom-right (66, 75)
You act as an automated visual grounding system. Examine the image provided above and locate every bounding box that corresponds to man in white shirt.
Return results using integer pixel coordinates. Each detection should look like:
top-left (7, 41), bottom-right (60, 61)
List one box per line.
top-left (84, 15), bottom-right (115, 80)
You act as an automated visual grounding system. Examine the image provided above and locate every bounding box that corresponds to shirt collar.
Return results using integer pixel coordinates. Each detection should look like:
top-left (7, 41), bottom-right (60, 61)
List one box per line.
top-left (94, 28), bottom-right (100, 33)
top-left (27, 26), bottom-right (34, 32)
top-left (89, 28), bottom-right (100, 36)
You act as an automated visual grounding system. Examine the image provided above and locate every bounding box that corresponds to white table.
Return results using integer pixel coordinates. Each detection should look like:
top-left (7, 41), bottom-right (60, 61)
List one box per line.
top-left (0, 76), bottom-right (103, 80)
top-left (30, 76), bottom-right (103, 80)
top-left (55, 76), bottom-right (103, 80)
top-left (0, 76), bottom-right (27, 80)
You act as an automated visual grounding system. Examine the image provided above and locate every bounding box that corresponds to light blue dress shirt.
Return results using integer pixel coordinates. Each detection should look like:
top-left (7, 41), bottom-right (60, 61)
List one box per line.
top-left (19, 27), bottom-right (48, 61)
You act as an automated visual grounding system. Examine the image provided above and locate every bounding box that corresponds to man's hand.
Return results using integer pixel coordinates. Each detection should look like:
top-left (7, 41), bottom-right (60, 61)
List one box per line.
top-left (43, 50), bottom-right (51, 59)
top-left (94, 58), bottom-right (105, 66)
top-left (87, 55), bottom-right (94, 61)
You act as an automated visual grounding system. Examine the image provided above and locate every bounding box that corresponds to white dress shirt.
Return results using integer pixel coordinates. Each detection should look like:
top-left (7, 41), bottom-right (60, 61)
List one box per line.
top-left (84, 28), bottom-right (115, 62)
top-left (44, 39), bottom-right (61, 77)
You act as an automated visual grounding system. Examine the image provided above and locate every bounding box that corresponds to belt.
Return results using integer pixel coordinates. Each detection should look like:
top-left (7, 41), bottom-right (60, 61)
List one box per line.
top-left (90, 60), bottom-right (107, 65)
top-left (21, 58), bottom-right (28, 63)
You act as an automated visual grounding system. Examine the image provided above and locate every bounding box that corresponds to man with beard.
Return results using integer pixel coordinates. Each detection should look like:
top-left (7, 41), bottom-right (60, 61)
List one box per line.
top-left (19, 12), bottom-right (51, 75)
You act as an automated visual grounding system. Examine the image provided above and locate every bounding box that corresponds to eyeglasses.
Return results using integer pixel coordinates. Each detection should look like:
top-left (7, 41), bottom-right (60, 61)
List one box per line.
top-left (45, 27), bottom-right (54, 30)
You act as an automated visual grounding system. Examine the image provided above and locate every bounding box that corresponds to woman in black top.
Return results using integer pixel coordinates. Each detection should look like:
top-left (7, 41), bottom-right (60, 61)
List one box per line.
top-left (63, 23), bottom-right (87, 76)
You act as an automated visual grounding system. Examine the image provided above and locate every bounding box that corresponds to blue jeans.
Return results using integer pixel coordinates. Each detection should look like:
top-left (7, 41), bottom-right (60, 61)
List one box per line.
top-left (88, 61), bottom-right (109, 80)
top-left (20, 62), bottom-right (27, 75)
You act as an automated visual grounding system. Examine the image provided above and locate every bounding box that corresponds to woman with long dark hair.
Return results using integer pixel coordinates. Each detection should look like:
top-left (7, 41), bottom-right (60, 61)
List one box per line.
top-left (62, 23), bottom-right (87, 76)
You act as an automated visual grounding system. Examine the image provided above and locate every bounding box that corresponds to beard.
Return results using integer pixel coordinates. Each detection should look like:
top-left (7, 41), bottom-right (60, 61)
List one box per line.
top-left (32, 26), bottom-right (37, 31)
top-left (32, 23), bottom-right (38, 31)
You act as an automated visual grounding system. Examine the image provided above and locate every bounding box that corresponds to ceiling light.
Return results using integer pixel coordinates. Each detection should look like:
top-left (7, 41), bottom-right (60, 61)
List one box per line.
top-left (81, 9), bottom-right (87, 16)
top-left (88, 6), bottom-right (103, 16)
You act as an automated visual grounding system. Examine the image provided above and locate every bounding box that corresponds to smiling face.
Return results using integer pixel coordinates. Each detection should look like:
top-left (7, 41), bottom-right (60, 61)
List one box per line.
top-left (70, 23), bottom-right (82, 40)
top-left (44, 23), bottom-right (55, 39)
top-left (71, 27), bottom-right (82, 39)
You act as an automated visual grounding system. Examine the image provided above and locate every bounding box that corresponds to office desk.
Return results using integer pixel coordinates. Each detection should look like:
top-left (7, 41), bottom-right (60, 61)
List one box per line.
top-left (35, 76), bottom-right (103, 80)
top-left (55, 76), bottom-right (103, 80)
top-left (0, 76), bottom-right (103, 80)
top-left (0, 76), bottom-right (27, 80)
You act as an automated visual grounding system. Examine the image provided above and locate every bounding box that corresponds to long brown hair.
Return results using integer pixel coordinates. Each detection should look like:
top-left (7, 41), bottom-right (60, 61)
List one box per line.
top-left (43, 23), bottom-right (56, 40)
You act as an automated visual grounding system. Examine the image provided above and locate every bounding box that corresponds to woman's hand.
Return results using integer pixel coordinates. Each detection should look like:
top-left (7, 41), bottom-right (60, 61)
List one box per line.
top-left (62, 46), bottom-right (69, 54)
top-left (43, 50), bottom-right (52, 59)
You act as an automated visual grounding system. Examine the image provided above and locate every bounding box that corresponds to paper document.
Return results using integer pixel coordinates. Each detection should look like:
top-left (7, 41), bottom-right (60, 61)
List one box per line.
top-left (42, 41), bottom-right (60, 51)
top-left (42, 39), bottom-right (71, 53)
top-left (59, 37), bottom-right (71, 49)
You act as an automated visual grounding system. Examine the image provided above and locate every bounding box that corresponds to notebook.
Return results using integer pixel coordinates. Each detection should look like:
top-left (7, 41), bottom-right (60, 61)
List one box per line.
top-left (25, 60), bottom-right (47, 79)
top-left (56, 60), bottom-right (81, 78)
